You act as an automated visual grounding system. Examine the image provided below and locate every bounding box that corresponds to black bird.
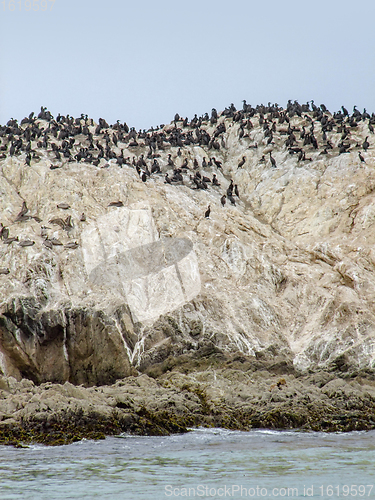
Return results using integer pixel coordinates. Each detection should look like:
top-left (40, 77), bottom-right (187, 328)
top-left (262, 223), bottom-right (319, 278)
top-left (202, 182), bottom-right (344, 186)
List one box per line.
top-left (164, 173), bottom-right (172, 184)
top-left (234, 185), bottom-right (239, 197)
top-left (204, 205), bottom-right (211, 218)
top-left (269, 152), bottom-right (277, 168)
top-left (0, 226), bottom-right (9, 240)
top-left (359, 152), bottom-right (365, 163)
top-left (212, 174), bottom-right (220, 186)
top-left (108, 201), bottom-right (124, 207)
top-left (227, 194), bottom-right (236, 206)
top-left (226, 179), bottom-right (234, 196)
top-left (212, 157), bottom-right (222, 168)
top-left (363, 137), bottom-right (370, 151)
top-left (237, 156), bottom-right (246, 168)
top-left (220, 195), bottom-right (226, 207)
top-left (15, 201), bottom-right (28, 221)
top-left (167, 154), bottom-right (174, 167)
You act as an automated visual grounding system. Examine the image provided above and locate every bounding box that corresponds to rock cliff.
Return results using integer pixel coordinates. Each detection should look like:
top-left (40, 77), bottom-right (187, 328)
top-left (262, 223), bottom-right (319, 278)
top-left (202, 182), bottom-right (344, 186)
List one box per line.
top-left (1, 103), bottom-right (375, 385)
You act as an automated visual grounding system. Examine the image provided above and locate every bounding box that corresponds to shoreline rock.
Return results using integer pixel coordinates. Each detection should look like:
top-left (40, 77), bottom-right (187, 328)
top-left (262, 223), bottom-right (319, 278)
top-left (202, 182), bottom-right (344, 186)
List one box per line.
top-left (1, 104), bottom-right (375, 445)
top-left (1, 357), bottom-right (375, 447)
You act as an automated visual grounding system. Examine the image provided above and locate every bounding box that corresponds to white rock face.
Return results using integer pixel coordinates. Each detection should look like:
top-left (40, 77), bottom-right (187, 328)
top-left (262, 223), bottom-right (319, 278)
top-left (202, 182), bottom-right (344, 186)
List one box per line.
top-left (81, 206), bottom-right (200, 322)
top-left (0, 108), bottom-right (375, 384)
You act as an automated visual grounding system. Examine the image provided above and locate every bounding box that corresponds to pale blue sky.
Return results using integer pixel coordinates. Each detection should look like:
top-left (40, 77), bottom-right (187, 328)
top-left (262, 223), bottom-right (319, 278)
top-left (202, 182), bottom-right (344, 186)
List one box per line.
top-left (1, 0), bottom-right (374, 129)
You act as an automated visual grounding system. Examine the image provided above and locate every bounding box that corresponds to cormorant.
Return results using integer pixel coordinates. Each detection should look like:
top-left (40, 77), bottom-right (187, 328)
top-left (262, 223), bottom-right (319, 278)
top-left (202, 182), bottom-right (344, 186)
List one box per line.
top-left (108, 201), bottom-right (124, 207)
top-left (212, 174), bottom-right (220, 186)
top-left (269, 152), bottom-right (277, 168)
top-left (237, 156), bottom-right (246, 169)
top-left (227, 194), bottom-right (236, 206)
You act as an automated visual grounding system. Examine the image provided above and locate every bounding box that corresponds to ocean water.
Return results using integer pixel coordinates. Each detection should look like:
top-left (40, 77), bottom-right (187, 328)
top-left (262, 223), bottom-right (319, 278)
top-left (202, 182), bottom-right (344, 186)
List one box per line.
top-left (0, 428), bottom-right (374, 499)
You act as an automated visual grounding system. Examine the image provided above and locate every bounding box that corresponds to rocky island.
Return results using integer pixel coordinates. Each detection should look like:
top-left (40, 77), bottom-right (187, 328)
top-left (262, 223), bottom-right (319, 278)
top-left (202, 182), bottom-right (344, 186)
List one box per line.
top-left (1, 101), bottom-right (375, 446)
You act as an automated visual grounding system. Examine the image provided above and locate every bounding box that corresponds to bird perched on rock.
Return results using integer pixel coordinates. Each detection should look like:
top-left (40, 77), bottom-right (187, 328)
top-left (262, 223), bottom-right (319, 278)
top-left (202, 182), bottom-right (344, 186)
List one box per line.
top-left (204, 205), bottom-right (211, 218)
top-left (359, 152), bottom-right (366, 163)
top-left (0, 225), bottom-right (9, 240)
top-left (3, 236), bottom-right (18, 244)
top-left (227, 179), bottom-right (234, 197)
top-left (49, 217), bottom-right (66, 229)
top-left (43, 239), bottom-right (53, 249)
top-left (15, 201), bottom-right (28, 221)
top-left (108, 201), bottom-right (124, 207)
top-left (211, 157), bottom-right (222, 169)
top-left (269, 152), bottom-right (277, 168)
top-left (227, 194), bottom-right (236, 206)
top-left (237, 156), bottom-right (246, 168)
top-left (64, 215), bottom-right (74, 230)
top-left (65, 241), bottom-right (79, 249)
top-left (49, 237), bottom-right (63, 246)
top-left (19, 239), bottom-right (35, 247)
top-left (212, 174), bottom-right (220, 186)
top-left (220, 195), bottom-right (226, 207)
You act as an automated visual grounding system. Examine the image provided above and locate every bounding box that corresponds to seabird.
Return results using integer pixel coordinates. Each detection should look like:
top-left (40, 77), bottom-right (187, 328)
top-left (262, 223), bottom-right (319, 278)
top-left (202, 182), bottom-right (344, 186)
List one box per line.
top-left (227, 194), bottom-right (236, 206)
top-left (167, 154), bottom-right (174, 167)
top-left (227, 179), bottom-right (234, 196)
top-left (16, 201), bottom-right (28, 219)
top-left (3, 237), bottom-right (18, 245)
top-left (212, 174), bottom-right (220, 186)
top-left (237, 156), bottom-right (246, 169)
top-left (43, 239), bottom-right (53, 249)
top-left (1, 226), bottom-right (9, 240)
top-left (49, 217), bottom-right (66, 229)
top-left (359, 152), bottom-right (365, 163)
top-left (19, 240), bottom-right (35, 247)
top-left (269, 152), bottom-right (277, 168)
top-left (49, 237), bottom-right (63, 246)
top-left (65, 241), bottom-right (79, 249)
top-left (220, 195), bottom-right (226, 207)
top-left (204, 205), bottom-right (211, 218)
top-left (108, 201), bottom-right (124, 207)
top-left (211, 157), bottom-right (222, 169)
